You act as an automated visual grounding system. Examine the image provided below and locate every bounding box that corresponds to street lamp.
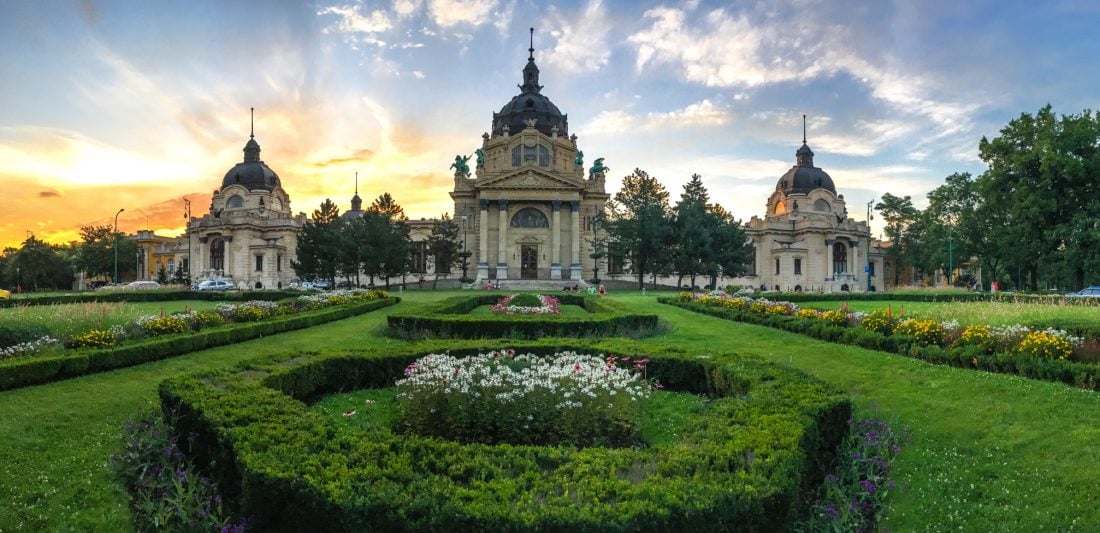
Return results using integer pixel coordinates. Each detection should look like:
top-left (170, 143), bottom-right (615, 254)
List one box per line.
top-left (113, 208), bottom-right (125, 285)
top-left (866, 199), bottom-right (874, 292)
top-left (460, 214), bottom-right (470, 283)
top-left (184, 198), bottom-right (192, 286)
top-left (947, 223), bottom-right (954, 287)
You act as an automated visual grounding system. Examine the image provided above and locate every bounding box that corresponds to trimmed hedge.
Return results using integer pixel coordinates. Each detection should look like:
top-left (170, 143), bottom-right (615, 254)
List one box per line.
top-left (0, 289), bottom-right (306, 308)
top-left (756, 291), bottom-right (1100, 305)
top-left (387, 294), bottom-right (659, 339)
top-left (662, 298), bottom-right (1100, 391)
top-left (0, 298), bottom-right (399, 391)
top-left (160, 341), bottom-right (850, 532)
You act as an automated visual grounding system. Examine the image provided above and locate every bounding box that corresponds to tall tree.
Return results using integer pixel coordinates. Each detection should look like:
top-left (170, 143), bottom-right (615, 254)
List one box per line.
top-left (293, 199), bottom-right (343, 285)
top-left (426, 213), bottom-right (462, 287)
top-left (367, 193), bottom-right (412, 287)
top-left (369, 193), bottom-right (408, 221)
top-left (671, 174), bottom-right (713, 289)
top-left (4, 236), bottom-right (74, 291)
top-left (704, 203), bottom-right (751, 289)
top-left (607, 168), bottom-right (671, 289)
top-left (875, 193), bottom-right (919, 287)
top-left (74, 225), bottom-right (137, 282)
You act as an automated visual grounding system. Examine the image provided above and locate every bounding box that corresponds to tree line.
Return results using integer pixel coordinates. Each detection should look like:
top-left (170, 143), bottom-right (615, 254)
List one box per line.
top-left (874, 104), bottom-right (1100, 291)
top-left (602, 170), bottom-right (752, 290)
top-left (0, 226), bottom-right (149, 291)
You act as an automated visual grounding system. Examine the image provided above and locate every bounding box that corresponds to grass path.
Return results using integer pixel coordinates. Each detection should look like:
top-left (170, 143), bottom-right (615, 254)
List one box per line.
top-left (1, 290), bottom-right (1097, 530)
top-left (0, 299), bottom-right (407, 531)
top-left (626, 294), bottom-right (1099, 531)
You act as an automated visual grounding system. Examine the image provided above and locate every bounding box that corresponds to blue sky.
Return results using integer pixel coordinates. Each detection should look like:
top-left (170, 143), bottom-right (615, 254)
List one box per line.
top-left (1, 0), bottom-right (1097, 247)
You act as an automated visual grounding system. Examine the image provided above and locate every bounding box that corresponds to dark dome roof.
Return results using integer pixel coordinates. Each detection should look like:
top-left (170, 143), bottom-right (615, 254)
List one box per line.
top-left (221, 137), bottom-right (281, 191)
top-left (493, 93), bottom-right (568, 137)
top-left (776, 142), bottom-right (836, 195)
top-left (491, 32), bottom-right (568, 137)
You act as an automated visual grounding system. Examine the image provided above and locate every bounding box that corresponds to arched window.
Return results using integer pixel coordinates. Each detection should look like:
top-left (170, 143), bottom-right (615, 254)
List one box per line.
top-left (833, 242), bottom-right (847, 275)
top-left (512, 146), bottom-right (521, 167)
top-left (539, 145), bottom-right (549, 166)
top-left (227, 195), bottom-right (244, 208)
top-left (510, 208), bottom-right (549, 228)
top-left (210, 238), bottom-right (225, 271)
top-left (814, 199), bottom-right (830, 212)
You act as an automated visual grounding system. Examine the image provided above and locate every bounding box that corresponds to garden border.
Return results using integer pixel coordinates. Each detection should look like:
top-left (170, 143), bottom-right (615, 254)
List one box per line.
top-left (0, 289), bottom-right (306, 308)
top-left (661, 298), bottom-right (1100, 391)
top-left (386, 293), bottom-right (659, 339)
top-left (159, 340), bottom-right (851, 531)
top-left (0, 297), bottom-right (399, 391)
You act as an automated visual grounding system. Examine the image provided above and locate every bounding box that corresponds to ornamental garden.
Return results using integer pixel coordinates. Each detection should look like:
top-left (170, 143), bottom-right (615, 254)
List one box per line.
top-left (1, 288), bottom-right (1099, 531)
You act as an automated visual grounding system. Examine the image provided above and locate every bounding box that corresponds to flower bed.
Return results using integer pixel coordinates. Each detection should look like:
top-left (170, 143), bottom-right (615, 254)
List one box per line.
top-left (388, 293), bottom-right (658, 339)
top-left (489, 294), bottom-right (561, 315)
top-left (396, 350), bottom-right (653, 447)
top-left (159, 340), bottom-right (850, 531)
top-left (664, 294), bottom-right (1100, 390)
top-left (0, 297), bottom-right (399, 391)
top-left (3, 289), bottom-right (389, 358)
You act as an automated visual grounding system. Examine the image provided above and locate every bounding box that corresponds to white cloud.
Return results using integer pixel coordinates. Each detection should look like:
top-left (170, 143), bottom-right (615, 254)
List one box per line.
top-left (412, 70), bottom-right (426, 79)
top-left (542, 0), bottom-right (611, 73)
top-left (318, 5), bottom-right (393, 34)
top-left (428, 0), bottom-right (501, 27)
top-left (393, 0), bottom-right (422, 18)
top-left (580, 99), bottom-right (731, 135)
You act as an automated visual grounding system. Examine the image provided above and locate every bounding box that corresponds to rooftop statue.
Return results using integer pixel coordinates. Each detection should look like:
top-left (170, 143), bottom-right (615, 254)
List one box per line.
top-left (475, 148), bottom-right (485, 167)
top-left (588, 157), bottom-right (607, 179)
top-left (574, 150), bottom-right (583, 166)
top-left (450, 154), bottom-right (471, 177)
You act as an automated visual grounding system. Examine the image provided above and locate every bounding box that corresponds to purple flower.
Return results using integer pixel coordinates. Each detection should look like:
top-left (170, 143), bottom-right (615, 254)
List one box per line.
top-left (860, 479), bottom-right (876, 494)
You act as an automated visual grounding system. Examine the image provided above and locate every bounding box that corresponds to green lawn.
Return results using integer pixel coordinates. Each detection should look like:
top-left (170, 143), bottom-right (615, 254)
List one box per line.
top-left (0, 290), bottom-right (1097, 530)
top-left (0, 300), bottom-right (220, 343)
top-left (801, 299), bottom-right (1100, 326)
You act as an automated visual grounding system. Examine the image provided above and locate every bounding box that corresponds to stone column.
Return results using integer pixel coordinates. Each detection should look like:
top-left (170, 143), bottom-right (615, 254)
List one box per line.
top-left (570, 201), bottom-right (582, 281)
top-left (477, 199), bottom-right (489, 281)
top-left (496, 200), bottom-right (509, 279)
top-left (825, 239), bottom-right (834, 281)
top-left (550, 200), bottom-right (562, 280)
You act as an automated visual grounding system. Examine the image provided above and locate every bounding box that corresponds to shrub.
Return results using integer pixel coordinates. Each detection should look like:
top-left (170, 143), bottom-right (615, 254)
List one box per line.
top-left (159, 342), bottom-right (851, 531)
top-left (1016, 331), bottom-right (1073, 360)
top-left (137, 314), bottom-right (190, 337)
top-left (894, 319), bottom-right (946, 346)
top-left (66, 328), bottom-right (116, 349)
top-left (859, 309), bottom-right (896, 335)
top-left (954, 324), bottom-right (995, 352)
top-left (110, 409), bottom-right (247, 532)
top-left (797, 308), bottom-right (822, 320)
top-left (396, 351), bottom-right (652, 447)
top-left (820, 309), bottom-right (850, 327)
top-left (0, 322), bottom-right (51, 348)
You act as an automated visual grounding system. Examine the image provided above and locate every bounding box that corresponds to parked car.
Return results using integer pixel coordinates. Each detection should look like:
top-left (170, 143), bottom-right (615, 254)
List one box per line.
top-left (311, 279), bottom-right (332, 290)
top-left (193, 279), bottom-right (235, 291)
top-left (126, 280), bottom-right (161, 290)
top-left (0, 288), bottom-right (9, 300)
top-left (86, 280), bottom-right (108, 290)
top-left (1066, 286), bottom-right (1100, 298)
top-left (290, 280), bottom-right (315, 290)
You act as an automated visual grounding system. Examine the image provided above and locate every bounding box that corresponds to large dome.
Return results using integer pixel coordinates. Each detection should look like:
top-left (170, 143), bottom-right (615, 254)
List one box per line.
top-left (775, 142), bottom-right (836, 195)
top-left (221, 137), bottom-right (281, 191)
top-left (491, 32), bottom-right (568, 138)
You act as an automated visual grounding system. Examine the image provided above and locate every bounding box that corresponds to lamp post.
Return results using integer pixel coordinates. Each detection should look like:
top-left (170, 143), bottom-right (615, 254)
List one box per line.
top-left (113, 208), bottom-right (125, 285)
top-left (184, 198), bottom-right (192, 286)
top-left (947, 223), bottom-right (954, 287)
top-left (865, 200), bottom-right (874, 292)
top-left (460, 214), bottom-right (470, 283)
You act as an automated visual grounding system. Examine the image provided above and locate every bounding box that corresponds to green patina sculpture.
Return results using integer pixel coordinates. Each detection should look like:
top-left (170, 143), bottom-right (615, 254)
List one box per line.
top-left (475, 148), bottom-right (485, 167)
top-left (574, 150), bottom-right (584, 166)
top-left (588, 157), bottom-right (607, 179)
top-left (451, 154), bottom-right (471, 176)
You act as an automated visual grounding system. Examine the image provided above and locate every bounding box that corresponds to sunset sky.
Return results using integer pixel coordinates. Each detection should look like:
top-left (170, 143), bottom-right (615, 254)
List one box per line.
top-left (2, 0), bottom-right (1098, 249)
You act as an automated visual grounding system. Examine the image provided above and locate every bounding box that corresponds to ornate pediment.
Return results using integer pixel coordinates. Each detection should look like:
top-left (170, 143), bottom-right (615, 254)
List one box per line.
top-left (479, 169), bottom-right (580, 191)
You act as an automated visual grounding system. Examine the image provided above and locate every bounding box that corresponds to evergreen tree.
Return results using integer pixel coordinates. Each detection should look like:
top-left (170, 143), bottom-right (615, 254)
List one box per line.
top-left (293, 199), bottom-right (343, 286)
top-left (156, 264), bottom-right (169, 285)
top-left (671, 173), bottom-right (713, 289)
top-left (427, 214), bottom-right (461, 286)
top-left (606, 169), bottom-right (671, 289)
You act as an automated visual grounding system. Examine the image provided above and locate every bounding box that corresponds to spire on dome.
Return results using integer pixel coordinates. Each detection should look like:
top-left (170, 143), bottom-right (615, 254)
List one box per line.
top-left (519, 27), bottom-right (542, 94)
top-left (796, 114), bottom-right (814, 167)
top-left (243, 107), bottom-right (261, 163)
top-left (350, 171), bottom-right (363, 211)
